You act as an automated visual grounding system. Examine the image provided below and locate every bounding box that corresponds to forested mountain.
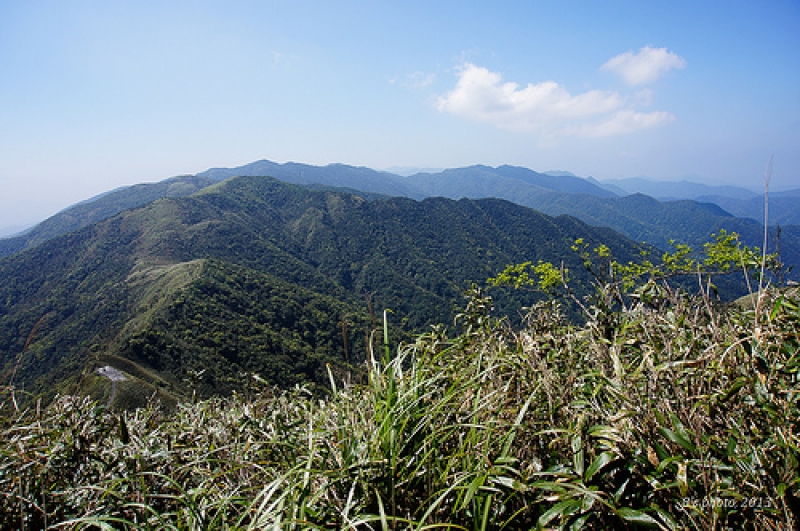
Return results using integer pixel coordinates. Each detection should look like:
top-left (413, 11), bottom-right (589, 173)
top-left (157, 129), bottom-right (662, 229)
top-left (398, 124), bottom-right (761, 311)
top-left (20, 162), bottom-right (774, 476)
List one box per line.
top-left (199, 160), bottom-right (615, 200)
top-left (3, 161), bottom-right (798, 282)
top-left (519, 192), bottom-right (800, 269)
top-left (196, 160), bottom-right (799, 276)
top-left (595, 177), bottom-right (800, 227)
top-left (404, 164), bottom-right (616, 198)
top-left (199, 159), bottom-right (419, 197)
top-left (0, 175), bottom-right (214, 257)
top-left (403, 167), bottom-right (797, 268)
top-left (1, 176), bottom-right (644, 405)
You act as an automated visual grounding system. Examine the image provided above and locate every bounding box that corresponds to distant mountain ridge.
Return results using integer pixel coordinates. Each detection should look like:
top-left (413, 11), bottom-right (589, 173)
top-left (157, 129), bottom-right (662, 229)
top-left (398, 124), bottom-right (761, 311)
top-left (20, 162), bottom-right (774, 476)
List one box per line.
top-left (199, 160), bottom-right (616, 198)
top-left (598, 177), bottom-right (759, 200)
top-left (195, 160), bottom-right (798, 274)
top-left (694, 192), bottom-right (800, 226)
top-left (404, 164), bottom-right (616, 198)
top-left (199, 159), bottom-right (419, 197)
top-left (3, 159), bottom-right (798, 279)
top-left (597, 176), bottom-right (800, 226)
top-left (1, 161), bottom-right (616, 257)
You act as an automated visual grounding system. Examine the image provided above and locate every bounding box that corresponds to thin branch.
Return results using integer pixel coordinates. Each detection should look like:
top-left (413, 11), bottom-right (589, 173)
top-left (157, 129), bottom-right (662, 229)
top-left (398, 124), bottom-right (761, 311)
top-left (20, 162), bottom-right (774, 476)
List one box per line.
top-left (756, 155), bottom-right (773, 334)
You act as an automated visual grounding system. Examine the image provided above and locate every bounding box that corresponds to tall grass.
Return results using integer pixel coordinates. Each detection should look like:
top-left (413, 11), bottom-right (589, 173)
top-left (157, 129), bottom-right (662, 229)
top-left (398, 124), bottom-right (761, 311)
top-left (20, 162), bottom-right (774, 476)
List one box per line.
top-left (1, 282), bottom-right (798, 529)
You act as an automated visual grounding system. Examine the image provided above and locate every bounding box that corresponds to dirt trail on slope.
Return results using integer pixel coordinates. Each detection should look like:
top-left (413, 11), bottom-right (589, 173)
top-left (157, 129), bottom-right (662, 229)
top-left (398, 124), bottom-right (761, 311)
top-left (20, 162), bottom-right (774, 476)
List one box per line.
top-left (96, 365), bottom-right (127, 407)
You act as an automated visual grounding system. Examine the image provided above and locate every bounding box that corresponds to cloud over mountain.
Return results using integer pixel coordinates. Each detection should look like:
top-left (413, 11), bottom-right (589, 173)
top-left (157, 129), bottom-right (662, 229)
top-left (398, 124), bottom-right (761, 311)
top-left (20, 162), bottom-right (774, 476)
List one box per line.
top-left (436, 63), bottom-right (675, 137)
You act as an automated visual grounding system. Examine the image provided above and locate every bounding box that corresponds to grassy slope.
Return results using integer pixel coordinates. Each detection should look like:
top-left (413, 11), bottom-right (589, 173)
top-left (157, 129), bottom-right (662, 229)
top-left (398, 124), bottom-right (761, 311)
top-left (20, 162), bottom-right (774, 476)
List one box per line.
top-left (2, 283), bottom-right (798, 529)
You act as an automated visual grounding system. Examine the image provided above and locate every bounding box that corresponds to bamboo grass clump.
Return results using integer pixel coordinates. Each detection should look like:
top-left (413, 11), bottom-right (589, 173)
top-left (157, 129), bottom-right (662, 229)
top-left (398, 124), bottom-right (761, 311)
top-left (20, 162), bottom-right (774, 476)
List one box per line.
top-left (1, 281), bottom-right (798, 530)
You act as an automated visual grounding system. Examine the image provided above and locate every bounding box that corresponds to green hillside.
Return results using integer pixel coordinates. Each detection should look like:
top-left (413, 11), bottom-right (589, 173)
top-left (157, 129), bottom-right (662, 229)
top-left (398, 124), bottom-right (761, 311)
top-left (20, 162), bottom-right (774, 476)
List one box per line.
top-left (519, 191), bottom-right (800, 275)
top-left (200, 161), bottom-right (799, 277)
top-left (0, 176), bottom-right (644, 404)
top-left (403, 164), bottom-right (615, 198)
top-left (0, 175), bottom-right (215, 258)
top-left (2, 174), bottom-right (795, 529)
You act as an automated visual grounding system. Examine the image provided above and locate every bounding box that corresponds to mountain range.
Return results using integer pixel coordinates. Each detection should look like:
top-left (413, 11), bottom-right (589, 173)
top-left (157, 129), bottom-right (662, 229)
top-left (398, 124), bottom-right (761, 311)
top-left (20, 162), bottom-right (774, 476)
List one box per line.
top-left (595, 177), bottom-right (760, 201)
top-left (597, 177), bottom-right (800, 226)
top-left (0, 176), bottom-right (647, 406)
top-left (5, 160), bottom-right (795, 275)
top-left (197, 161), bottom-right (800, 263)
top-left (2, 160), bottom-right (797, 406)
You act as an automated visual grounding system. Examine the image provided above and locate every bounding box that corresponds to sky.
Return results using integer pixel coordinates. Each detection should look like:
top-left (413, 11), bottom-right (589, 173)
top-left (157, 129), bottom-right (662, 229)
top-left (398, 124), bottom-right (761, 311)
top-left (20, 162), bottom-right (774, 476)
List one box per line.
top-left (1, 1), bottom-right (799, 234)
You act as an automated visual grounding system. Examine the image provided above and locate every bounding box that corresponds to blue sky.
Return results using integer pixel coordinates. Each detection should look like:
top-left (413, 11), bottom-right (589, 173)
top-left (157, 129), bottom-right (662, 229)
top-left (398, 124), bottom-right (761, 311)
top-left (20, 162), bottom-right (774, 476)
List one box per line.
top-left (1, 1), bottom-right (799, 233)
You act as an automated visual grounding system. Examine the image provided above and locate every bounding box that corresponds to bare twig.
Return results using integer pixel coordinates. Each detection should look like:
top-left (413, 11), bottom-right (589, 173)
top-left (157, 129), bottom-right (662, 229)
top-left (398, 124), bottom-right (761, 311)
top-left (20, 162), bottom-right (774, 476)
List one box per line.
top-left (5, 313), bottom-right (52, 411)
top-left (755, 156), bottom-right (773, 336)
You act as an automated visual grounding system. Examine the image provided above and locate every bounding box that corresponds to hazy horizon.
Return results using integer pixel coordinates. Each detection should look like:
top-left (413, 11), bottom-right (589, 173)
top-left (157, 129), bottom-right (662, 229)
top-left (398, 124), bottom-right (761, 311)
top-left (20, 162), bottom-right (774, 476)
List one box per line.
top-left (1, 1), bottom-right (798, 230)
top-left (2, 158), bottom-right (787, 237)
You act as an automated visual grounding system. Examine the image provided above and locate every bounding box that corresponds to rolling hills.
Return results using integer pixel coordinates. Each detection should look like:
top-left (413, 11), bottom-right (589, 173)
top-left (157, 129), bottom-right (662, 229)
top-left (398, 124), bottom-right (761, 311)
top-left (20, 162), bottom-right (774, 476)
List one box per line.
top-left (4, 160), bottom-right (797, 280)
top-left (2, 160), bottom-right (798, 406)
top-left (1, 176), bottom-right (645, 404)
top-left (197, 160), bottom-right (799, 276)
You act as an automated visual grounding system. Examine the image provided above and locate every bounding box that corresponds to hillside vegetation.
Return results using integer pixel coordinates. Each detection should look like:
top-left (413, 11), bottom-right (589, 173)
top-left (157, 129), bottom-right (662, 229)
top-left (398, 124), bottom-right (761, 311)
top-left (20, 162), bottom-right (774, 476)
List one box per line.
top-left (197, 161), bottom-right (800, 278)
top-left (2, 269), bottom-right (798, 529)
top-left (0, 175), bottom-right (214, 257)
top-left (2, 173), bottom-right (796, 528)
top-left (1, 176), bottom-right (644, 403)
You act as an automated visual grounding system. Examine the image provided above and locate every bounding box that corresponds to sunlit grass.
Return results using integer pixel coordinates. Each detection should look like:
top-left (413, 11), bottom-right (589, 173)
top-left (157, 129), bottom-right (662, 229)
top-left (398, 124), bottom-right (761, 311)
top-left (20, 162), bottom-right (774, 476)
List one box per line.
top-left (1, 283), bottom-right (798, 529)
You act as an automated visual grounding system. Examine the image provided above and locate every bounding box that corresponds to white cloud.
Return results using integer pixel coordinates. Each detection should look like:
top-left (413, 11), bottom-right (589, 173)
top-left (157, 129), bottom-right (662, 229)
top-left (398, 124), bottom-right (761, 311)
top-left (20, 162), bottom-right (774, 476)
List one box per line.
top-left (436, 63), bottom-right (674, 137)
top-left (601, 46), bottom-right (686, 86)
top-left (569, 110), bottom-right (676, 137)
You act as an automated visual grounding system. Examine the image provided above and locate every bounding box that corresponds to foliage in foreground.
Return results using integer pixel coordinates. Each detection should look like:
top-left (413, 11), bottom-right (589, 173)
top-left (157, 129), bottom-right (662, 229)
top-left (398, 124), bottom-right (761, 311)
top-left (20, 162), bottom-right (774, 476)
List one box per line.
top-left (2, 273), bottom-right (799, 530)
